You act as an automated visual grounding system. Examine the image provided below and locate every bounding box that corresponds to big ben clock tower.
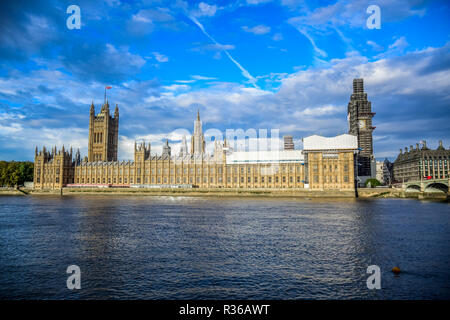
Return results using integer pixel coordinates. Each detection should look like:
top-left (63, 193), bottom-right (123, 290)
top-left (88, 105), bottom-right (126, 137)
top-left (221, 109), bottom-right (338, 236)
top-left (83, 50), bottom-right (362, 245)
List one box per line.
top-left (347, 78), bottom-right (375, 178)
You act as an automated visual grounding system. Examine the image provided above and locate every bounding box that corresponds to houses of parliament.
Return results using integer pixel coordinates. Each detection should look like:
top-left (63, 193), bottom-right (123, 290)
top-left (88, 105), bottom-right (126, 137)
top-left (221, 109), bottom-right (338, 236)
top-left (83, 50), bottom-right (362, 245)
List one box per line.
top-left (33, 79), bottom-right (377, 191)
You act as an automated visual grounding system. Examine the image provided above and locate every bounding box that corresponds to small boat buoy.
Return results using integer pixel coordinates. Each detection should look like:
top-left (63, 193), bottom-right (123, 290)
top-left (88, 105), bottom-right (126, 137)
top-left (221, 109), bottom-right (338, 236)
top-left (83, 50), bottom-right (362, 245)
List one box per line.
top-left (392, 267), bottom-right (401, 274)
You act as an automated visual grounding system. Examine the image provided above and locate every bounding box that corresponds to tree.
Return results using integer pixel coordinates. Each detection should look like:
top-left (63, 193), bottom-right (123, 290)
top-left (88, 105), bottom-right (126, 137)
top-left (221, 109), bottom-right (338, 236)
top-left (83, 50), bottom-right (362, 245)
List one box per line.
top-left (0, 161), bottom-right (34, 187)
top-left (365, 178), bottom-right (381, 188)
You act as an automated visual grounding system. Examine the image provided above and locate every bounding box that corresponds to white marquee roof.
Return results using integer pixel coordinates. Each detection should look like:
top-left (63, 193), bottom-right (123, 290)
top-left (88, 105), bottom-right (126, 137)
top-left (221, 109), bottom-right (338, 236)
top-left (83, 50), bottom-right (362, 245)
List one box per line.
top-left (303, 134), bottom-right (358, 151)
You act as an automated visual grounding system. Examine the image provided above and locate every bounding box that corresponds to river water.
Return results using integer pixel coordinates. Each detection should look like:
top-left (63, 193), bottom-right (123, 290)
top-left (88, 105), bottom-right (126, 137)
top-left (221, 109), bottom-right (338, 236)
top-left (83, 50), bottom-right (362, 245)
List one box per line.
top-left (0, 195), bottom-right (449, 299)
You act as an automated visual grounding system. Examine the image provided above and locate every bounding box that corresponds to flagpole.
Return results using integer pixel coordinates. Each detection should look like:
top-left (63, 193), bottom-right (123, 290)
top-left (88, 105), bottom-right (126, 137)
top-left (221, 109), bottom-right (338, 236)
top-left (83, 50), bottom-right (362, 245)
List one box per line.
top-left (104, 86), bottom-right (106, 105)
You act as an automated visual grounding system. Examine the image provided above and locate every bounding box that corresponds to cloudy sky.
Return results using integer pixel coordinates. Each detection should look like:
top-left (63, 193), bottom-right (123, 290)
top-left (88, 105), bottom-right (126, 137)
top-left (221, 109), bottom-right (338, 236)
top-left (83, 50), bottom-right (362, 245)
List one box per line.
top-left (0, 0), bottom-right (449, 161)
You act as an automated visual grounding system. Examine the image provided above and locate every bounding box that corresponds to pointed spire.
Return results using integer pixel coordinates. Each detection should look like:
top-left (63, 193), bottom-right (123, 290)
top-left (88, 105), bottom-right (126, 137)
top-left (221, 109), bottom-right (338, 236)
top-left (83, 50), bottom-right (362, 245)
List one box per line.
top-left (115, 104), bottom-right (119, 116)
top-left (197, 109), bottom-right (200, 121)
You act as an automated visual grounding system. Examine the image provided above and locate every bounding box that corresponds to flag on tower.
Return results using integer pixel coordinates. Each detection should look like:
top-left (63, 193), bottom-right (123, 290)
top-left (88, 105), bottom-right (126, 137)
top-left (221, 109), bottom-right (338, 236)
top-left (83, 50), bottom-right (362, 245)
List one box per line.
top-left (104, 86), bottom-right (112, 103)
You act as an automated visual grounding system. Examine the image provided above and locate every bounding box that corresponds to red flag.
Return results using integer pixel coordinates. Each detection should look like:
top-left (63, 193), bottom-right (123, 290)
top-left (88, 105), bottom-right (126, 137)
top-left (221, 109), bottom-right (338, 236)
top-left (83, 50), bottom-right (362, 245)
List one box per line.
top-left (106, 86), bottom-right (112, 89)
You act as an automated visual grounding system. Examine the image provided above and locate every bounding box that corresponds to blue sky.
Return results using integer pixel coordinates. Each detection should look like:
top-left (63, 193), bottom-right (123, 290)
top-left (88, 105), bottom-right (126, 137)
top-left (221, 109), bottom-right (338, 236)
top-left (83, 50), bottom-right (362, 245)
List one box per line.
top-left (0, 0), bottom-right (449, 161)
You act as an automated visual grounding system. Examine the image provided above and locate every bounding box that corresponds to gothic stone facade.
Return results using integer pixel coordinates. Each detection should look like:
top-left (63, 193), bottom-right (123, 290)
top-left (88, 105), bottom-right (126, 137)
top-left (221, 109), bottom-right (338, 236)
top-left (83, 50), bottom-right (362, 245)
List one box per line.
top-left (88, 101), bottom-right (119, 162)
top-left (34, 103), bottom-right (357, 191)
top-left (33, 146), bottom-right (77, 189)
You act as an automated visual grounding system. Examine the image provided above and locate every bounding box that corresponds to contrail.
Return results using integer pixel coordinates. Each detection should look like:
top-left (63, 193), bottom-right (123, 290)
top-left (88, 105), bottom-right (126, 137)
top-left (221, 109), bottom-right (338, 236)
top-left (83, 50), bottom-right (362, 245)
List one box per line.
top-left (294, 26), bottom-right (327, 58)
top-left (188, 15), bottom-right (259, 88)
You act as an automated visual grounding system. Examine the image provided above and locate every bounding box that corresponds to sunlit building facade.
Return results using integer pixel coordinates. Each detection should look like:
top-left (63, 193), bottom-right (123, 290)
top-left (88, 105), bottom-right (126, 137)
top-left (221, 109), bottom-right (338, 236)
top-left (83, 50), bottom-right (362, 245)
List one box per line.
top-left (34, 103), bottom-right (358, 191)
top-left (393, 141), bottom-right (450, 183)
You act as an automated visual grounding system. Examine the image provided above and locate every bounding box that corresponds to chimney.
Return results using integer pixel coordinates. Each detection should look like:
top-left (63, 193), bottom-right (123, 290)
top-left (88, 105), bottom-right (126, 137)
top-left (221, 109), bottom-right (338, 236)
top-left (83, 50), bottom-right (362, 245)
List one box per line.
top-left (399, 149), bottom-right (402, 154)
top-left (410, 145), bottom-right (413, 151)
top-left (405, 147), bottom-right (408, 153)
top-left (416, 143), bottom-right (419, 150)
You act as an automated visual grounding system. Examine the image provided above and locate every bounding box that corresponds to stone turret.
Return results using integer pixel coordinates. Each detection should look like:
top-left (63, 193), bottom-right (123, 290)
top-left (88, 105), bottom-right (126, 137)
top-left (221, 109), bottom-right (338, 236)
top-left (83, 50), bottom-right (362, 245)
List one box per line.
top-left (162, 139), bottom-right (171, 157)
top-left (191, 109), bottom-right (205, 156)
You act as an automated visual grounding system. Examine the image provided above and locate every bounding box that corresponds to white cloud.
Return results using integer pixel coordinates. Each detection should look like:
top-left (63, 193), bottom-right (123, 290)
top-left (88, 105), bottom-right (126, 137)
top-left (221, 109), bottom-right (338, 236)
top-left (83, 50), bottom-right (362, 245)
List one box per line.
top-left (195, 2), bottom-right (218, 17)
top-left (374, 37), bottom-right (409, 59)
top-left (175, 79), bottom-right (196, 84)
top-left (287, 0), bottom-right (426, 59)
top-left (152, 52), bottom-right (169, 62)
top-left (0, 123), bottom-right (23, 135)
top-left (162, 84), bottom-right (190, 91)
top-left (366, 40), bottom-right (383, 51)
top-left (0, 112), bottom-right (25, 121)
top-left (272, 33), bottom-right (283, 41)
top-left (246, 0), bottom-right (273, 4)
top-left (132, 11), bottom-right (152, 23)
top-left (388, 36), bottom-right (409, 51)
top-left (242, 25), bottom-right (271, 35)
top-left (294, 105), bottom-right (341, 116)
top-left (191, 75), bottom-right (217, 80)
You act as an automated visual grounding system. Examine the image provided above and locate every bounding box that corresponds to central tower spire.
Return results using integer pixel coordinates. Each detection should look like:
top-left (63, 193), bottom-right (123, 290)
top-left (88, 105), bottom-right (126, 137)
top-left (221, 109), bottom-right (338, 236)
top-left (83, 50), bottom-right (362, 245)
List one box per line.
top-left (191, 110), bottom-right (205, 156)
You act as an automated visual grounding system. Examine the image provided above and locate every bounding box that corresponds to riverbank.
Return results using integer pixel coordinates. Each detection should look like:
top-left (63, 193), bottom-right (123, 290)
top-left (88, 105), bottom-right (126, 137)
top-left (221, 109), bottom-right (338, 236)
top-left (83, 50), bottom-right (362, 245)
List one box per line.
top-left (1, 187), bottom-right (448, 200)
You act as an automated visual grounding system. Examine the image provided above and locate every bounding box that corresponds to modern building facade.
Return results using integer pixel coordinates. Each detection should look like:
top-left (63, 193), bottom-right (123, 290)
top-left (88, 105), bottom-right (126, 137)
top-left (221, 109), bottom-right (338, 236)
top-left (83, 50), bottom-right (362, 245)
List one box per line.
top-left (381, 159), bottom-right (393, 185)
top-left (375, 159), bottom-right (393, 186)
top-left (393, 141), bottom-right (450, 183)
top-left (34, 104), bottom-right (358, 191)
top-left (347, 78), bottom-right (375, 180)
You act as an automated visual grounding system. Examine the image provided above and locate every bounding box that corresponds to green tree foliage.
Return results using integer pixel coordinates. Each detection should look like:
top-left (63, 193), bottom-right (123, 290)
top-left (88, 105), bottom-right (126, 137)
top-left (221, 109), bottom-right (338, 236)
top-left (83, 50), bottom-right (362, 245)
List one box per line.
top-left (365, 178), bottom-right (381, 188)
top-left (0, 161), bottom-right (34, 187)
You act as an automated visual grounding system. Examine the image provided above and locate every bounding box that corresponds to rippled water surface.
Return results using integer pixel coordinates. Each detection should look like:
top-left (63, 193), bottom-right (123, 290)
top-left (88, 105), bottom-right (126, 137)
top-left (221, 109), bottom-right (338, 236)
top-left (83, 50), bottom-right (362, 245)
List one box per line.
top-left (0, 195), bottom-right (449, 299)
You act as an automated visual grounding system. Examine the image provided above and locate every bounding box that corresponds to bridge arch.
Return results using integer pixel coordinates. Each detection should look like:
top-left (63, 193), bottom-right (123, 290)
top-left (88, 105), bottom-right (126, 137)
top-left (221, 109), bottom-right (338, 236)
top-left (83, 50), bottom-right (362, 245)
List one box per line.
top-left (424, 182), bottom-right (449, 193)
top-left (405, 184), bottom-right (421, 192)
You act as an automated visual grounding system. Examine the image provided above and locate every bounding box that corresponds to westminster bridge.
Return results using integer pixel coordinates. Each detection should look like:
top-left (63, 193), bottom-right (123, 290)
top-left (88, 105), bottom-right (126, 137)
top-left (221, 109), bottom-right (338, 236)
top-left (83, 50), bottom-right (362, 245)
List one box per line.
top-left (403, 178), bottom-right (450, 194)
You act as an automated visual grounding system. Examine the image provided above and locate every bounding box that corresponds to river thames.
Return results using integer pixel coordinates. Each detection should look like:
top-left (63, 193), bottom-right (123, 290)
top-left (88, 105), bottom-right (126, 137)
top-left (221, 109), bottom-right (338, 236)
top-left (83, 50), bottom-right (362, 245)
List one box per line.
top-left (0, 195), bottom-right (448, 299)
